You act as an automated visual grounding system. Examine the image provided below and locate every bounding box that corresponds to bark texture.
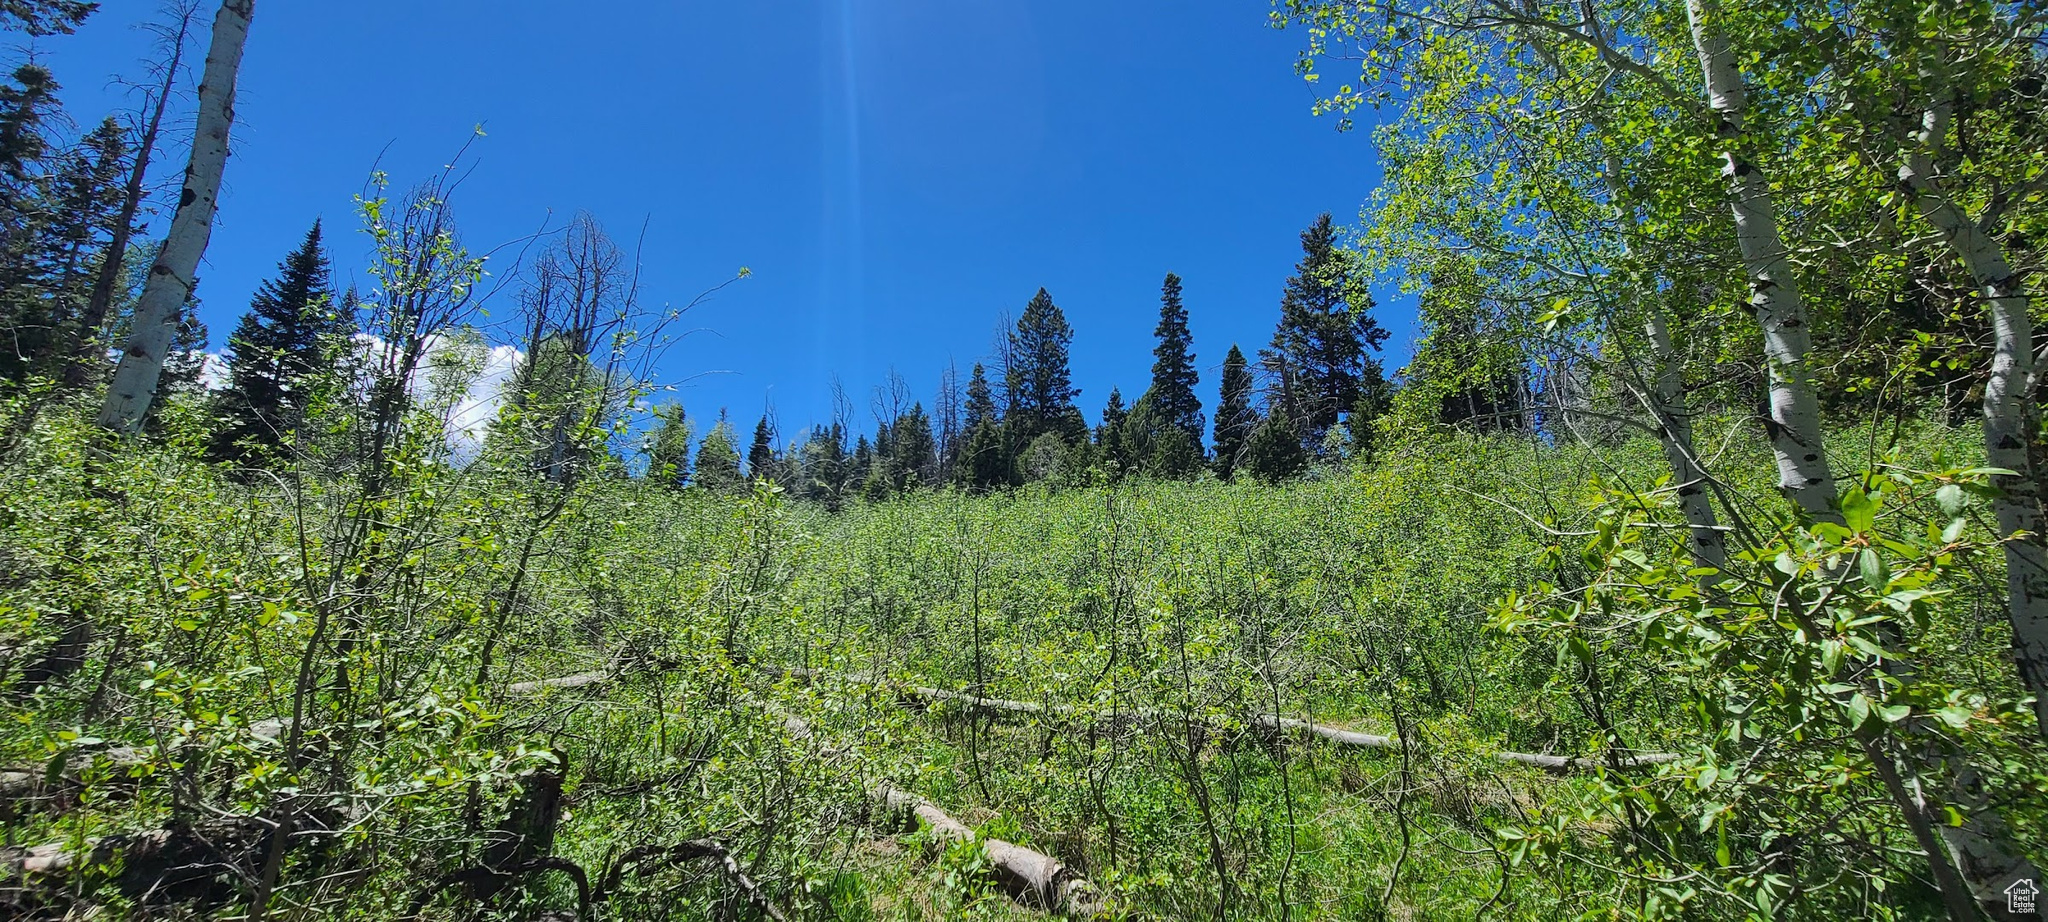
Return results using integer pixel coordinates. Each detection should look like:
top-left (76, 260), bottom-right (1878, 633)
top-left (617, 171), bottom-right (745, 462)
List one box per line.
top-left (1899, 91), bottom-right (2048, 742)
top-left (1683, 0), bottom-right (1838, 521)
top-left (96, 0), bottom-right (254, 434)
top-left (66, 11), bottom-right (190, 390)
top-left (1899, 86), bottom-right (2048, 920)
top-left (878, 785), bottom-right (1106, 918)
top-left (1643, 307), bottom-right (1727, 577)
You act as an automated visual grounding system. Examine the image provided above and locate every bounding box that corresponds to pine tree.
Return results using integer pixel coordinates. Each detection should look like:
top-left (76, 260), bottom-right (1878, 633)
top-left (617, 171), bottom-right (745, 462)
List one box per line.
top-left (0, 64), bottom-right (56, 193)
top-left (747, 414), bottom-right (777, 482)
top-left (850, 434), bottom-right (875, 493)
top-left (46, 119), bottom-right (128, 374)
top-left (1004, 288), bottom-right (1079, 442)
top-left (961, 419), bottom-right (1008, 492)
top-left (1211, 344), bottom-right (1256, 480)
top-left (1244, 411), bottom-right (1308, 483)
top-left (645, 402), bottom-right (691, 489)
top-left (1125, 392), bottom-right (1203, 480)
top-left (0, 116), bottom-right (123, 382)
top-left (799, 423), bottom-right (849, 508)
top-left (0, 1), bottom-right (96, 35)
top-left (1149, 272), bottom-right (1203, 445)
top-left (211, 221), bottom-right (340, 463)
top-left (1096, 388), bottom-right (1130, 479)
top-left (1147, 426), bottom-right (1202, 480)
top-left (1345, 385), bottom-right (1388, 458)
top-left (888, 403), bottom-right (937, 491)
top-left (1265, 214), bottom-right (1388, 447)
top-left (0, 64), bottom-right (60, 381)
top-left (694, 415), bottom-right (743, 493)
top-left (964, 362), bottom-right (997, 432)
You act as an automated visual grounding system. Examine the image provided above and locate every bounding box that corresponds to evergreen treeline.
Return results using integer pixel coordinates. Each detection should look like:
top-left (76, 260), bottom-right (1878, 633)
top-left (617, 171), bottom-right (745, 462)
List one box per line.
top-left (660, 234), bottom-right (1399, 502)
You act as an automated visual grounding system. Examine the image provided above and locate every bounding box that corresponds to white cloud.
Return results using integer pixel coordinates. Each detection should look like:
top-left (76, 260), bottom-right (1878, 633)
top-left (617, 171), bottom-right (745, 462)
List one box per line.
top-left (346, 332), bottom-right (527, 454)
top-left (443, 343), bottom-right (524, 451)
top-left (196, 351), bottom-right (230, 391)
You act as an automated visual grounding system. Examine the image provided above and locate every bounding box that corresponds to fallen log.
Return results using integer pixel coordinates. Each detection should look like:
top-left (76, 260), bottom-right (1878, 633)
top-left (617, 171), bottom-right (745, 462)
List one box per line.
top-left (507, 664), bottom-right (1681, 774)
top-left (505, 670), bottom-right (611, 694)
top-left (1248, 715), bottom-right (1680, 772)
top-left (4, 812), bottom-right (334, 912)
top-left (783, 665), bottom-right (1679, 775)
top-left (877, 784), bottom-right (1105, 918)
top-left (0, 718), bottom-right (294, 806)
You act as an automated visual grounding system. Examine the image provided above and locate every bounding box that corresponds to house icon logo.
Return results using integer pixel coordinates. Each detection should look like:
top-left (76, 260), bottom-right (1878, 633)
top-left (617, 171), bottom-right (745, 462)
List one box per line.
top-left (2009, 878), bottom-right (2040, 915)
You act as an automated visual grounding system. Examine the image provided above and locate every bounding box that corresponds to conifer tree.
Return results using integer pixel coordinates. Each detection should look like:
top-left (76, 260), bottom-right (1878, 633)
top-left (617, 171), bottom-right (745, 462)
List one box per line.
top-left (210, 222), bottom-right (340, 463)
top-left (694, 415), bottom-right (743, 492)
top-left (1096, 388), bottom-right (1130, 478)
top-left (1147, 425), bottom-right (1202, 480)
top-left (1345, 386), bottom-right (1388, 458)
top-left (888, 403), bottom-right (937, 491)
top-left (960, 419), bottom-right (1007, 492)
top-left (1004, 288), bottom-right (1079, 442)
top-left (0, 64), bottom-right (60, 370)
top-left (799, 423), bottom-right (849, 508)
top-left (1149, 272), bottom-right (1202, 445)
top-left (747, 414), bottom-right (777, 482)
top-left (1125, 392), bottom-right (1203, 480)
top-left (0, 64), bottom-right (56, 194)
top-left (44, 119), bottom-right (128, 376)
top-left (0, 1), bottom-right (96, 35)
top-left (963, 362), bottom-right (997, 432)
top-left (644, 402), bottom-right (691, 489)
top-left (1211, 344), bottom-right (1256, 480)
top-left (0, 114), bottom-right (123, 381)
top-left (850, 434), bottom-right (875, 493)
top-left (1265, 213), bottom-right (1388, 446)
top-left (1244, 411), bottom-right (1308, 483)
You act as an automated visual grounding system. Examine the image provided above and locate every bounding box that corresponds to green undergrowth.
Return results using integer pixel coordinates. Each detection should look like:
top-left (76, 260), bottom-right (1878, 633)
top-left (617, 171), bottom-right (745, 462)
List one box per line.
top-left (0, 400), bottom-right (2021, 920)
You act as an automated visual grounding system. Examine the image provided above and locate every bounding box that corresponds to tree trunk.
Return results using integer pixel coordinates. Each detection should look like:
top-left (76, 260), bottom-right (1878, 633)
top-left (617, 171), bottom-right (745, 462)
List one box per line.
top-left (1899, 88), bottom-right (2048, 743)
top-left (95, 0), bottom-right (253, 434)
top-left (1683, 0), bottom-right (1837, 522)
top-left (1643, 308), bottom-right (1728, 576)
top-left (65, 11), bottom-right (189, 391)
top-left (1900, 86), bottom-right (2048, 920)
top-left (877, 785), bottom-right (1105, 917)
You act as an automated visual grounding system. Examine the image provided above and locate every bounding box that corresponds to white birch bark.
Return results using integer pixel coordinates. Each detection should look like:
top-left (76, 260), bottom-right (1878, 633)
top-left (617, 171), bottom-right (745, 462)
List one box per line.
top-left (1516, 12), bottom-right (1731, 577)
top-left (1683, 0), bottom-right (1838, 522)
top-left (1642, 307), bottom-right (1728, 575)
top-left (95, 0), bottom-right (253, 434)
top-left (1900, 79), bottom-right (2048, 743)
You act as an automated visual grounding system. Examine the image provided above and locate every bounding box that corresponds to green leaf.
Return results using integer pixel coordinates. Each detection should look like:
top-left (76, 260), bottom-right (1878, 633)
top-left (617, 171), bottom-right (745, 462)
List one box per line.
top-left (1858, 549), bottom-right (1889, 589)
top-left (1846, 693), bottom-right (1873, 728)
top-left (1841, 487), bottom-right (1877, 534)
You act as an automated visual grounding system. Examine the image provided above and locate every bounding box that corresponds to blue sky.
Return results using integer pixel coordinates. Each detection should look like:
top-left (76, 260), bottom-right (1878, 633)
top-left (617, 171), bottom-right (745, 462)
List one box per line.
top-left (35, 0), bottom-right (1406, 441)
